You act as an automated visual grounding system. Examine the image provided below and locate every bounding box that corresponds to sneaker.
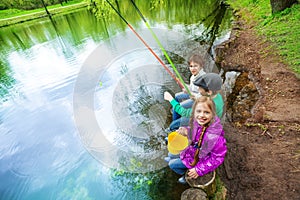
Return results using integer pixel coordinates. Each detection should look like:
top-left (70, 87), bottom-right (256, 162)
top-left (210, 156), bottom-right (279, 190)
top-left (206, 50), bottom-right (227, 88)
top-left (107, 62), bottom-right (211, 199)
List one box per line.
top-left (164, 157), bottom-right (171, 163)
top-left (164, 136), bottom-right (168, 142)
top-left (164, 136), bottom-right (169, 145)
top-left (178, 176), bottom-right (187, 184)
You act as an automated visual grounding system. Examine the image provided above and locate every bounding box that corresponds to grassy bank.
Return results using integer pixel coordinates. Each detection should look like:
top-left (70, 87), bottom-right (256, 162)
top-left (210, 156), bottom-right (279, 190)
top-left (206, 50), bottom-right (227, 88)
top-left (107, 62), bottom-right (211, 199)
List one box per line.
top-left (226, 0), bottom-right (300, 74)
top-left (0, 0), bottom-right (89, 27)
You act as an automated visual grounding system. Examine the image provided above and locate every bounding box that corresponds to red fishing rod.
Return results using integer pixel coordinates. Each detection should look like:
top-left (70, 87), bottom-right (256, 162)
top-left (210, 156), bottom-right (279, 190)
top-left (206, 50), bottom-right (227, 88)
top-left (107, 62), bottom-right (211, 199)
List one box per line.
top-left (104, 0), bottom-right (184, 89)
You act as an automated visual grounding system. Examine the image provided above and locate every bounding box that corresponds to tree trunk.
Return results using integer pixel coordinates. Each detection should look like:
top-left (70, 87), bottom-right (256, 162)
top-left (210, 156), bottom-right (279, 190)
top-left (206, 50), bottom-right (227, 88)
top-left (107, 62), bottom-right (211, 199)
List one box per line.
top-left (40, 0), bottom-right (49, 15)
top-left (270, 0), bottom-right (298, 13)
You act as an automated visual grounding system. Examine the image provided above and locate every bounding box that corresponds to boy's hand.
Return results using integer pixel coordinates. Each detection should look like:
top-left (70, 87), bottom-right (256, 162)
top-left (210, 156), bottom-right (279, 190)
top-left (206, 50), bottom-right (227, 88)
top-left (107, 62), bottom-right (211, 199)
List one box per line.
top-left (164, 91), bottom-right (174, 102)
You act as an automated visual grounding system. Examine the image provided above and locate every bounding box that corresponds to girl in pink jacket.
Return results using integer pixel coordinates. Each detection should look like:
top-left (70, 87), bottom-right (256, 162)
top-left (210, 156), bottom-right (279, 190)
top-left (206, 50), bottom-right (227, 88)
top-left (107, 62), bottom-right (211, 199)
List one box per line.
top-left (168, 96), bottom-right (227, 184)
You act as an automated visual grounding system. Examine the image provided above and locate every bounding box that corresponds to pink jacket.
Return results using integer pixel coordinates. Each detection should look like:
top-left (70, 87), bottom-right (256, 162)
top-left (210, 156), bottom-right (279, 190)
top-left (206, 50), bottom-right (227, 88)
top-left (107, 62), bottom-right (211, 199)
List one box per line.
top-left (180, 117), bottom-right (227, 176)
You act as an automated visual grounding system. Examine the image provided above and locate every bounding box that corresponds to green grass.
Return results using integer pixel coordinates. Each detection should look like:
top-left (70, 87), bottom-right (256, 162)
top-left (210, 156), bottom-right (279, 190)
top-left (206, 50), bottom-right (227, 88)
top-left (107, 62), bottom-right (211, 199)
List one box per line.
top-left (0, 0), bottom-right (88, 27)
top-left (226, 0), bottom-right (300, 74)
top-left (0, 0), bottom-right (84, 19)
top-left (211, 175), bottom-right (226, 200)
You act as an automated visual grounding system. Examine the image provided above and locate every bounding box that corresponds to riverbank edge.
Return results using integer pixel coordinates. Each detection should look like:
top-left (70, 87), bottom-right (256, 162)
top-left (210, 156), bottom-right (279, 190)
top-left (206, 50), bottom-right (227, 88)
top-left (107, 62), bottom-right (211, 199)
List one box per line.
top-left (213, 1), bottom-right (300, 199)
top-left (0, 2), bottom-right (90, 28)
top-left (227, 0), bottom-right (300, 75)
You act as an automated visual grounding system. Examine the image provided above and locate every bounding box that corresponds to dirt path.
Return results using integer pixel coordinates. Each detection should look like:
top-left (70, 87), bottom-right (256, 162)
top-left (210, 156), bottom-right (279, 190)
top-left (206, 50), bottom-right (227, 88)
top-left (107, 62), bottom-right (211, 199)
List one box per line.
top-left (216, 18), bottom-right (300, 199)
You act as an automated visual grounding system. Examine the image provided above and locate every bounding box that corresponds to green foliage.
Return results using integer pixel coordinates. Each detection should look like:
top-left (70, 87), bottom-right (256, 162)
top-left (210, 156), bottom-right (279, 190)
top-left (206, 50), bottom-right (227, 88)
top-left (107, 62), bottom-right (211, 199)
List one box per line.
top-left (0, 0), bottom-right (84, 19)
top-left (88, 0), bottom-right (115, 20)
top-left (110, 168), bottom-right (155, 191)
top-left (88, 0), bottom-right (226, 27)
top-left (149, 0), bottom-right (165, 10)
top-left (0, 0), bottom-right (83, 10)
top-left (259, 4), bottom-right (300, 73)
top-left (211, 175), bottom-right (226, 200)
top-left (245, 122), bottom-right (268, 131)
top-left (0, 8), bottom-right (22, 18)
top-left (0, 60), bottom-right (16, 101)
top-left (226, 0), bottom-right (300, 74)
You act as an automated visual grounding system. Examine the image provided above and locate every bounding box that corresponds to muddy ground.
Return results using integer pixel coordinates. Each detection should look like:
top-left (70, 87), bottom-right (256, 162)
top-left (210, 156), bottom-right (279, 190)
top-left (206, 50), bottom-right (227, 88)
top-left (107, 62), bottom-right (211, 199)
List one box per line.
top-left (215, 17), bottom-right (300, 199)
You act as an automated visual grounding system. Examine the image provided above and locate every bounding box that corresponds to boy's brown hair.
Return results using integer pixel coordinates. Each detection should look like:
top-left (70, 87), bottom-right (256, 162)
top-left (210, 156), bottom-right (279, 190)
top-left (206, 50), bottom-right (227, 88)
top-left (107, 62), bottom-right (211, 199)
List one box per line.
top-left (188, 54), bottom-right (204, 67)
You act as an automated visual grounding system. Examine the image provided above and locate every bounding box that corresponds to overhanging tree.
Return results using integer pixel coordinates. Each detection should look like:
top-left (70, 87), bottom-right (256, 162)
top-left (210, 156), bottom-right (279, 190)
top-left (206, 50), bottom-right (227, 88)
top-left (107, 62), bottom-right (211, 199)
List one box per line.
top-left (270, 0), bottom-right (298, 13)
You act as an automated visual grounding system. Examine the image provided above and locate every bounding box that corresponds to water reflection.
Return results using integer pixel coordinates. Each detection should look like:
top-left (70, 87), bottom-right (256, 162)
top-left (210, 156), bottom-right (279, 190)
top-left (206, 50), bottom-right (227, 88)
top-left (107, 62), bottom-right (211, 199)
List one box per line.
top-left (0, 60), bottom-right (15, 100)
top-left (0, 0), bottom-right (232, 199)
top-left (74, 28), bottom-right (196, 173)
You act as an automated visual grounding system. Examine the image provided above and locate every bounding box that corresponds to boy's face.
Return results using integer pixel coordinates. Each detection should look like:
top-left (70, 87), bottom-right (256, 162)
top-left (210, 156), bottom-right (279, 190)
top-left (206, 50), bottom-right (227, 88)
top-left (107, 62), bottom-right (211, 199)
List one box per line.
top-left (198, 87), bottom-right (212, 96)
top-left (189, 61), bottom-right (202, 75)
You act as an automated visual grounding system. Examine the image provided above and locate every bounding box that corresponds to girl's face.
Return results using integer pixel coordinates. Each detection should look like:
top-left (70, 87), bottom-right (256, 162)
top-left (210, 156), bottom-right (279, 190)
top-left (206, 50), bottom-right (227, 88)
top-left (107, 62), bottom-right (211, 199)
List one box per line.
top-left (194, 102), bottom-right (213, 126)
top-left (189, 61), bottom-right (202, 75)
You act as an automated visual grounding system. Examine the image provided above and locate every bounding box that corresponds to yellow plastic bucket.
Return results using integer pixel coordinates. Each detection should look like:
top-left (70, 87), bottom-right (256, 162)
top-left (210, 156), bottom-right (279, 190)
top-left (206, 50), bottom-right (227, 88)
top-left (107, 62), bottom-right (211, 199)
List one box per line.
top-left (167, 131), bottom-right (188, 154)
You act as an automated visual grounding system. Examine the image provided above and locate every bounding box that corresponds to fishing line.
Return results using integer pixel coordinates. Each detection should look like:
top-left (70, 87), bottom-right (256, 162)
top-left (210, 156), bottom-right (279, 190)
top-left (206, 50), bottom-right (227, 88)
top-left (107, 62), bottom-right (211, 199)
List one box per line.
top-left (104, 0), bottom-right (185, 89)
top-left (130, 0), bottom-right (191, 95)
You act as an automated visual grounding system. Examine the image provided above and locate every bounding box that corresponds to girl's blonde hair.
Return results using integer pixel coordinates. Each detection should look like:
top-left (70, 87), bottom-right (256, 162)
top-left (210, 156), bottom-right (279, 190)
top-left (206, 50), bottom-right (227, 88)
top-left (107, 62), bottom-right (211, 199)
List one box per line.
top-left (188, 96), bottom-right (216, 166)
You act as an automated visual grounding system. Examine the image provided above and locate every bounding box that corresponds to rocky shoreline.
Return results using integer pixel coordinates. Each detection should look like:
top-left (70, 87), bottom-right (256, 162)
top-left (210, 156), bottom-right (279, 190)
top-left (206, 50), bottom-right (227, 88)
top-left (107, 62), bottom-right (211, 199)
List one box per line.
top-left (213, 12), bottom-right (300, 200)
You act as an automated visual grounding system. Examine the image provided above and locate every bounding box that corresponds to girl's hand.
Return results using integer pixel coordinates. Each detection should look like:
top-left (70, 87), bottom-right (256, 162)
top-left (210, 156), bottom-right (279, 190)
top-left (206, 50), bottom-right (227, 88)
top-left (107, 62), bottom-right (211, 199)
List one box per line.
top-left (177, 127), bottom-right (188, 137)
top-left (187, 168), bottom-right (199, 179)
top-left (164, 91), bottom-right (174, 102)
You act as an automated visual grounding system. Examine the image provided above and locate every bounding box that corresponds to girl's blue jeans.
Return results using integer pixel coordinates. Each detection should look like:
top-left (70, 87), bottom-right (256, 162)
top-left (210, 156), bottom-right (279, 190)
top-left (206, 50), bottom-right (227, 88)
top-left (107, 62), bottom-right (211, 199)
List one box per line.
top-left (169, 157), bottom-right (187, 175)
